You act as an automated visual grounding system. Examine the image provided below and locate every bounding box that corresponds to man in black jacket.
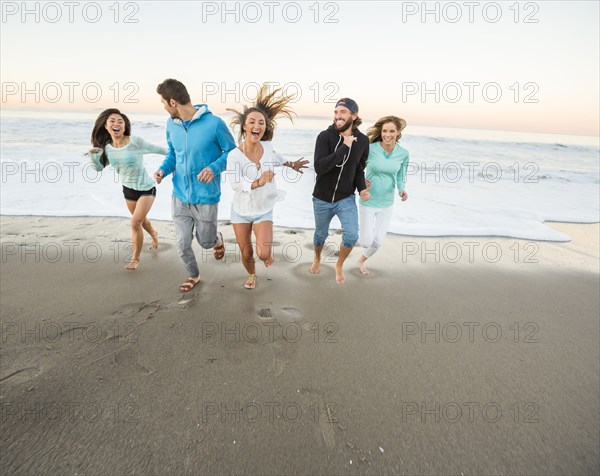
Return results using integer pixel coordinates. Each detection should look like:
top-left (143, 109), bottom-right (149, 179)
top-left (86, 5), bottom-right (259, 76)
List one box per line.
top-left (310, 98), bottom-right (371, 284)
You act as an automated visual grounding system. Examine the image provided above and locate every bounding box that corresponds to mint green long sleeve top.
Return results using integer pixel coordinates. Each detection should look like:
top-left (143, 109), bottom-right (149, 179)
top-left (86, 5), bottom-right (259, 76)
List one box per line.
top-left (359, 141), bottom-right (409, 209)
top-left (89, 136), bottom-right (167, 191)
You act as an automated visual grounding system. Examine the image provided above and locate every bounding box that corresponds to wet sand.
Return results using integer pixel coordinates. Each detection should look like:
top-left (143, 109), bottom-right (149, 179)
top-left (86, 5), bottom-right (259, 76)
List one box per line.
top-left (1, 216), bottom-right (598, 475)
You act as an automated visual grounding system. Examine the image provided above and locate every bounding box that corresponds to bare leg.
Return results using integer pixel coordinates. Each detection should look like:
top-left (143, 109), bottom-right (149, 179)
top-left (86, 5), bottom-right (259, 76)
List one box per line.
top-left (142, 218), bottom-right (158, 250)
top-left (124, 195), bottom-right (155, 270)
top-left (357, 254), bottom-right (370, 275)
top-left (253, 221), bottom-right (274, 267)
top-left (310, 245), bottom-right (323, 274)
top-left (335, 245), bottom-right (353, 284)
top-left (233, 223), bottom-right (256, 287)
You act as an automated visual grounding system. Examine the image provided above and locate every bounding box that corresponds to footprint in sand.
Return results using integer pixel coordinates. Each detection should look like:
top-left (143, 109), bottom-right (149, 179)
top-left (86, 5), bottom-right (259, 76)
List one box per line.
top-left (256, 305), bottom-right (303, 323)
top-left (256, 306), bottom-right (273, 320)
top-left (111, 297), bottom-right (197, 323)
top-left (113, 347), bottom-right (155, 375)
top-left (157, 295), bottom-right (197, 310)
top-left (299, 387), bottom-right (337, 449)
top-left (255, 305), bottom-right (304, 376)
top-left (111, 302), bottom-right (149, 319)
top-left (281, 307), bottom-right (303, 320)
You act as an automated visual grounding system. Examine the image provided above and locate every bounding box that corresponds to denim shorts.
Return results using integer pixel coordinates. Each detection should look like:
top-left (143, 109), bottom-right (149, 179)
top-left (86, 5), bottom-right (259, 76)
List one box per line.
top-left (230, 206), bottom-right (273, 224)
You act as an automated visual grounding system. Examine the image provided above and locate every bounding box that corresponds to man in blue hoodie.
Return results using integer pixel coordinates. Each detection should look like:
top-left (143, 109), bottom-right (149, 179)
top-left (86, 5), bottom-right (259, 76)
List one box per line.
top-left (154, 79), bottom-right (236, 292)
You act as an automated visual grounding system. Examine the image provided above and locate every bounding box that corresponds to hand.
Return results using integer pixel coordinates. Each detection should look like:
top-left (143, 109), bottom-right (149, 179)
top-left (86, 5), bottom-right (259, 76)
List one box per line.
top-left (342, 135), bottom-right (357, 148)
top-left (258, 170), bottom-right (276, 187)
top-left (365, 179), bottom-right (372, 190)
top-left (400, 190), bottom-right (408, 201)
top-left (291, 157), bottom-right (309, 173)
top-left (154, 170), bottom-right (164, 184)
top-left (359, 189), bottom-right (370, 201)
top-left (197, 167), bottom-right (215, 183)
top-left (86, 147), bottom-right (103, 159)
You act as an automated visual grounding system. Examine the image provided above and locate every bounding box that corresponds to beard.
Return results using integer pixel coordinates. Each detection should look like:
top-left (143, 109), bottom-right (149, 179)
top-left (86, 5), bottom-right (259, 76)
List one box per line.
top-left (334, 118), bottom-right (353, 133)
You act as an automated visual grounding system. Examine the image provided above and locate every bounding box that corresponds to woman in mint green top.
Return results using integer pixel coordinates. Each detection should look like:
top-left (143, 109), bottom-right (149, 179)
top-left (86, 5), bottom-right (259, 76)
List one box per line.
top-left (357, 116), bottom-right (409, 275)
top-left (89, 108), bottom-right (167, 270)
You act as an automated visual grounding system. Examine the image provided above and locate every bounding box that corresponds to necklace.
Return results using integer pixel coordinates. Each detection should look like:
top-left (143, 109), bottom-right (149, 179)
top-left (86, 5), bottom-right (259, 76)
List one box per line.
top-left (242, 141), bottom-right (264, 165)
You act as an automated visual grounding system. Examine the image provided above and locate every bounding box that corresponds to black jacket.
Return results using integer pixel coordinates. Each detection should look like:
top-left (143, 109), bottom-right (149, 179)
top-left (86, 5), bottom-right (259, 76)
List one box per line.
top-left (312, 124), bottom-right (369, 203)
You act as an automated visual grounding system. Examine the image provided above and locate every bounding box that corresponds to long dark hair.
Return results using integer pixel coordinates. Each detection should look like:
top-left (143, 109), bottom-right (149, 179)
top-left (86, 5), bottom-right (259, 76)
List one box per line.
top-left (91, 108), bottom-right (132, 166)
top-left (367, 116), bottom-right (406, 144)
top-left (227, 84), bottom-right (296, 142)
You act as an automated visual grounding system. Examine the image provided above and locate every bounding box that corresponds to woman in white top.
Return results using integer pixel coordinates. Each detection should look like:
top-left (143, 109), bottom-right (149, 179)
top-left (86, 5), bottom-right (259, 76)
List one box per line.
top-left (226, 85), bottom-right (308, 289)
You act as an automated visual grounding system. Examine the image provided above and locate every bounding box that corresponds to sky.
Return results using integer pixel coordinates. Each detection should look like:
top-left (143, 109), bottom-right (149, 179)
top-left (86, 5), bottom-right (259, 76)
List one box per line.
top-left (1, 0), bottom-right (599, 136)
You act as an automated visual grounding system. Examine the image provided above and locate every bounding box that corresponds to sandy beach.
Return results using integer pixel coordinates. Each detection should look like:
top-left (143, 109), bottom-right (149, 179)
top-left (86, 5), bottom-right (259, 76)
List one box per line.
top-left (1, 215), bottom-right (598, 475)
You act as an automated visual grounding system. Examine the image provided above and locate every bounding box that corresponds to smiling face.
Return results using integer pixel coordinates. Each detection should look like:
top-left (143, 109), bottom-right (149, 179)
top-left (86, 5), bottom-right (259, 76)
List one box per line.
top-left (381, 121), bottom-right (400, 146)
top-left (333, 105), bottom-right (356, 133)
top-left (105, 113), bottom-right (126, 139)
top-left (243, 111), bottom-right (267, 143)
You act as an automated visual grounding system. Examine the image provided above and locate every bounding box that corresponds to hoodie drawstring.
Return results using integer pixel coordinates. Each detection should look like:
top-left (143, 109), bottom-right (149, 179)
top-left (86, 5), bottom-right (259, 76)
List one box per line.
top-left (332, 135), bottom-right (352, 203)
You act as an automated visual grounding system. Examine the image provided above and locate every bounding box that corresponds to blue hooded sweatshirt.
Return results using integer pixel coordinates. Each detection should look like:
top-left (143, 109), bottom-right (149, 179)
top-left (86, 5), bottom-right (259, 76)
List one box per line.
top-left (159, 105), bottom-right (236, 205)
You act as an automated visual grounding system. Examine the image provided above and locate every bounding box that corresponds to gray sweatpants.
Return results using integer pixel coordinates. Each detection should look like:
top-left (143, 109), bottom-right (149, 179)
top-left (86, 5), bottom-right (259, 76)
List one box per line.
top-left (172, 196), bottom-right (219, 278)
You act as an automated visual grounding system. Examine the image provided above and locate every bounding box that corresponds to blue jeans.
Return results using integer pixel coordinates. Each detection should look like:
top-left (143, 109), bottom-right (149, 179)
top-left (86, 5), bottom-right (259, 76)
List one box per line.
top-left (312, 195), bottom-right (359, 249)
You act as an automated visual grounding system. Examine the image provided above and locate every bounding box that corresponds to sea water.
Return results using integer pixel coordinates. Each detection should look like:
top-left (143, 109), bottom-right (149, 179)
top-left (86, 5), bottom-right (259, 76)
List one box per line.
top-left (1, 109), bottom-right (598, 241)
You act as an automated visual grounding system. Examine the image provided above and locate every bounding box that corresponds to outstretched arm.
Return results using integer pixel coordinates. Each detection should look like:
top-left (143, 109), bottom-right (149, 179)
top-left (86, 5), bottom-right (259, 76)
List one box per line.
top-left (155, 128), bottom-right (176, 183)
top-left (135, 136), bottom-right (168, 156)
top-left (87, 148), bottom-right (106, 172)
top-left (275, 150), bottom-right (309, 173)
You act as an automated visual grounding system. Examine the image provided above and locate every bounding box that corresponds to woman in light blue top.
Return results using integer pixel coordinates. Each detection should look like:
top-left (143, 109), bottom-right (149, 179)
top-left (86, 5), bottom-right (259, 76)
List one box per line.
top-left (89, 108), bottom-right (167, 270)
top-left (357, 116), bottom-right (409, 275)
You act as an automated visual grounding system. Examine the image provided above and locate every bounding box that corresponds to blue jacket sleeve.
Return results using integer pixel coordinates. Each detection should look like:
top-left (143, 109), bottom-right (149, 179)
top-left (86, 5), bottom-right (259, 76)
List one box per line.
top-left (159, 126), bottom-right (176, 176)
top-left (208, 119), bottom-right (236, 175)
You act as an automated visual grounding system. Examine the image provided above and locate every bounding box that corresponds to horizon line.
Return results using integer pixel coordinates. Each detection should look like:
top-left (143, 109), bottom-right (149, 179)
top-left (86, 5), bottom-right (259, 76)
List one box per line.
top-left (1, 106), bottom-right (599, 140)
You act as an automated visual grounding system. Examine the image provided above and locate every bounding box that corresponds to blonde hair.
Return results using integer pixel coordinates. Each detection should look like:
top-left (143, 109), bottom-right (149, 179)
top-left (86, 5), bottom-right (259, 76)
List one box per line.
top-left (228, 84), bottom-right (296, 142)
top-left (367, 116), bottom-right (407, 143)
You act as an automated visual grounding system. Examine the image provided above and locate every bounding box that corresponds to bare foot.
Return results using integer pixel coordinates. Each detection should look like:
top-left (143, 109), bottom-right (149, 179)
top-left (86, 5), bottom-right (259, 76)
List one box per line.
top-left (335, 265), bottom-right (345, 284)
top-left (358, 257), bottom-right (370, 275)
top-left (125, 258), bottom-right (139, 270)
top-left (149, 230), bottom-right (158, 250)
top-left (265, 255), bottom-right (274, 268)
top-left (310, 260), bottom-right (320, 274)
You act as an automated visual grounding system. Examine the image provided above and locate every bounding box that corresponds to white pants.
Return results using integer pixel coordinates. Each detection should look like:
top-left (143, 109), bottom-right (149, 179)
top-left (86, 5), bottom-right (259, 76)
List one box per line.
top-left (358, 205), bottom-right (393, 258)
